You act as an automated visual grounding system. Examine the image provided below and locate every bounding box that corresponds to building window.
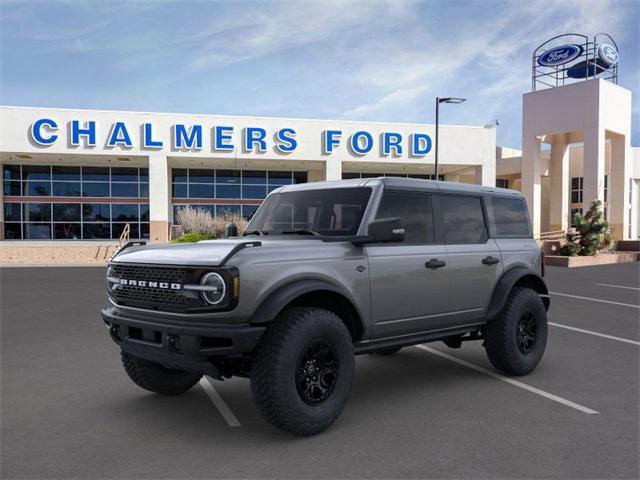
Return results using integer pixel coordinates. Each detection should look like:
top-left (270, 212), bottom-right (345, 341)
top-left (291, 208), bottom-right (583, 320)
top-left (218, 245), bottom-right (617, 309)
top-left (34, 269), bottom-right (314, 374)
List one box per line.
top-left (496, 178), bottom-right (509, 189)
top-left (570, 177), bottom-right (583, 203)
top-left (570, 208), bottom-right (583, 228)
top-left (2, 164), bottom-right (149, 240)
top-left (171, 168), bottom-right (307, 221)
top-left (342, 172), bottom-right (444, 180)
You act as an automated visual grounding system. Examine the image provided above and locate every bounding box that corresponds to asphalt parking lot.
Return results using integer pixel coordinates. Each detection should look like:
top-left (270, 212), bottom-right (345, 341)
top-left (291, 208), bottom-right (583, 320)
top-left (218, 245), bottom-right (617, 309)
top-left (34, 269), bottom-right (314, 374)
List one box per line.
top-left (1, 263), bottom-right (639, 479)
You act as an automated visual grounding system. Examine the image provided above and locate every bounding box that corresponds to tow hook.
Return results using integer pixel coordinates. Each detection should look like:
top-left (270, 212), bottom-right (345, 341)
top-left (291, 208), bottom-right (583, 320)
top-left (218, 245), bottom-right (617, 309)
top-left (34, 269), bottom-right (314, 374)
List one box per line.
top-left (108, 324), bottom-right (121, 342)
top-left (167, 334), bottom-right (180, 353)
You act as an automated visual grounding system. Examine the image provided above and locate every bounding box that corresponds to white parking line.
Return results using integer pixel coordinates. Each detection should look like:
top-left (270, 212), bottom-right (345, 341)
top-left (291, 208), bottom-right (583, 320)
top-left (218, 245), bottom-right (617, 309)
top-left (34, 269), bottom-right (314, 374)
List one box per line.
top-left (199, 376), bottom-right (241, 427)
top-left (549, 322), bottom-right (640, 346)
top-left (415, 345), bottom-right (599, 415)
top-left (550, 291), bottom-right (640, 309)
top-left (596, 283), bottom-right (640, 292)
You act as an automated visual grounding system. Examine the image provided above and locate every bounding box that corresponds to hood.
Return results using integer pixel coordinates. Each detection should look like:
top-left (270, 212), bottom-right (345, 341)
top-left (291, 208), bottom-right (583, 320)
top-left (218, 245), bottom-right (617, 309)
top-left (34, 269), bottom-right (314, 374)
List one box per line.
top-left (111, 237), bottom-right (323, 266)
top-left (112, 239), bottom-right (251, 266)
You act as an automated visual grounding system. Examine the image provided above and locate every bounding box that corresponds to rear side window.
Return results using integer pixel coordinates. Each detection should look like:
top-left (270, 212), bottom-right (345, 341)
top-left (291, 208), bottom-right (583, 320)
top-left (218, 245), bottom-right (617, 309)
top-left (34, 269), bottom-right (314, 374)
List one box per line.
top-left (439, 195), bottom-right (487, 244)
top-left (375, 191), bottom-right (434, 244)
top-left (491, 197), bottom-right (531, 237)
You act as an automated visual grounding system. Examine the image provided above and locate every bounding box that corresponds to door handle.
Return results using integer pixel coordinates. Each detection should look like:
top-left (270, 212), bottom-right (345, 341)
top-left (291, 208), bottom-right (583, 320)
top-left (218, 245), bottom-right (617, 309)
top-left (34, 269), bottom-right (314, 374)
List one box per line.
top-left (425, 259), bottom-right (447, 269)
top-left (482, 256), bottom-right (500, 265)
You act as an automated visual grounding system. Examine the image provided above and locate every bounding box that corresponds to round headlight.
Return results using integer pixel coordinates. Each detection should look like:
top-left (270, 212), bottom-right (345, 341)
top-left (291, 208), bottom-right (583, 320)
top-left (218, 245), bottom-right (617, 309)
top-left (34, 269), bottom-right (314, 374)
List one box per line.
top-left (201, 272), bottom-right (226, 305)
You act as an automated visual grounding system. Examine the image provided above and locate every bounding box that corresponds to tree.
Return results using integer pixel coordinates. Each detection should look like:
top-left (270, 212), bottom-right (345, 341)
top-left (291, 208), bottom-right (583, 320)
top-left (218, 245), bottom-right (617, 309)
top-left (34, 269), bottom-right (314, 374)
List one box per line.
top-left (560, 199), bottom-right (613, 256)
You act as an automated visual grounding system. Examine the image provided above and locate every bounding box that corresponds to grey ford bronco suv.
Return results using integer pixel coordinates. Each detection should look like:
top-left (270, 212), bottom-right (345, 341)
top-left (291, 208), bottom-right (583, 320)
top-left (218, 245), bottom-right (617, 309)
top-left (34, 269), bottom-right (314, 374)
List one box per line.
top-left (102, 178), bottom-right (549, 435)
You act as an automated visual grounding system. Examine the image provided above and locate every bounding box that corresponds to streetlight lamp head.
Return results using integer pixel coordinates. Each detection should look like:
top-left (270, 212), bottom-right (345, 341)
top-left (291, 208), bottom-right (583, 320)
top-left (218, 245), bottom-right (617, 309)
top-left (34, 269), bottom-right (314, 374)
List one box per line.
top-left (438, 97), bottom-right (466, 104)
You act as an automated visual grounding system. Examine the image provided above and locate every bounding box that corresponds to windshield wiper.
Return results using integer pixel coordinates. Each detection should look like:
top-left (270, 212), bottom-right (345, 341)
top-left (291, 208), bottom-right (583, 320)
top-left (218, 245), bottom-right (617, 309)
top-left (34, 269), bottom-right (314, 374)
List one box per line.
top-left (279, 228), bottom-right (323, 238)
top-left (243, 229), bottom-right (268, 236)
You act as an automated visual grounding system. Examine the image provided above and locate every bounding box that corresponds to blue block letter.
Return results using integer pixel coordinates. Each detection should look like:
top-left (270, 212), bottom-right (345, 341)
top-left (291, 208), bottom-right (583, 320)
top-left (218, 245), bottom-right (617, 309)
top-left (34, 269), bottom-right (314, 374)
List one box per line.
top-left (383, 132), bottom-right (403, 156)
top-left (350, 131), bottom-right (373, 155)
top-left (214, 126), bottom-right (234, 151)
top-left (323, 130), bottom-right (342, 154)
top-left (71, 120), bottom-right (96, 146)
top-left (30, 118), bottom-right (58, 145)
top-left (244, 127), bottom-right (267, 152)
top-left (107, 122), bottom-right (133, 147)
top-left (275, 128), bottom-right (297, 153)
top-left (411, 133), bottom-right (432, 156)
top-left (173, 124), bottom-right (203, 149)
top-left (143, 123), bottom-right (163, 148)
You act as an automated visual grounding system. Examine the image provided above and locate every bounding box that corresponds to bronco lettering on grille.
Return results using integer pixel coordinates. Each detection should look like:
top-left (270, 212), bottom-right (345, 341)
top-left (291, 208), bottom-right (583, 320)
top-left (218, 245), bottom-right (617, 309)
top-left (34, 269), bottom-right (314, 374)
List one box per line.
top-left (119, 278), bottom-right (182, 290)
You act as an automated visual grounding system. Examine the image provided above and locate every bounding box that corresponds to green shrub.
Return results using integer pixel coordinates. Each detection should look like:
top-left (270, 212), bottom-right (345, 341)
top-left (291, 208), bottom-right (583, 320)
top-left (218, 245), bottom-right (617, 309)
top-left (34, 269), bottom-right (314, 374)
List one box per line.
top-left (172, 232), bottom-right (215, 243)
top-left (560, 199), bottom-right (613, 256)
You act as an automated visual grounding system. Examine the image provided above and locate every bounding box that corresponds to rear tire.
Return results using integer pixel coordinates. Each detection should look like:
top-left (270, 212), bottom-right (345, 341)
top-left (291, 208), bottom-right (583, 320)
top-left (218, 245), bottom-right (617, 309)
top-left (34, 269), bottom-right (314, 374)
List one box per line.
top-left (250, 307), bottom-right (355, 436)
top-left (121, 350), bottom-right (202, 395)
top-left (484, 287), bottom-right (547, 376)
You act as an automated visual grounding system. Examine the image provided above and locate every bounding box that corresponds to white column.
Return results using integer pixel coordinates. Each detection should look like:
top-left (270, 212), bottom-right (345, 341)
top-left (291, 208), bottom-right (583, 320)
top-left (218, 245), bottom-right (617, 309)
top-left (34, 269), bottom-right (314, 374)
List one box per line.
top-left (474, 163), bottom-right (495, 186)
top-left (148, 153), bottom-right (170, 243)
top-left (609, 134), bottom-right (631, 240)
top-left (324, 159), bottom-right (342, 181)
top-left (549, 135), bottom-right (570, 232)
top-left (582, 126), bottom-right (606, 210)
top-left (522, 135), bottom-right (543, 237)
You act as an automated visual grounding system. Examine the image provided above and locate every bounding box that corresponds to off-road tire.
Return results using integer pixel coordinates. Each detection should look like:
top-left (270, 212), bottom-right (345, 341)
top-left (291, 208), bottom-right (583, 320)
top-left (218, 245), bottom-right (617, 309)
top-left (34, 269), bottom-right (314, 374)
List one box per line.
top-left (121, 350), bottom-right (202, 395)
top-left (374, 346), bottom-right (402, 355)
top-left (250, 307), bottom-right (355, 436)
top-left (484, 287), bottom-right (547, 376)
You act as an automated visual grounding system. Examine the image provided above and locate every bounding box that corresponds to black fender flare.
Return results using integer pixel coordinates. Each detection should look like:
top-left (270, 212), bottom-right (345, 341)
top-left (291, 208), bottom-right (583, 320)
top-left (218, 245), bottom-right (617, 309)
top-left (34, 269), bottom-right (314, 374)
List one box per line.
top-left (485, 267), bottom-right (549, 321)
top-left (249, 279), bottom-right (364, 326)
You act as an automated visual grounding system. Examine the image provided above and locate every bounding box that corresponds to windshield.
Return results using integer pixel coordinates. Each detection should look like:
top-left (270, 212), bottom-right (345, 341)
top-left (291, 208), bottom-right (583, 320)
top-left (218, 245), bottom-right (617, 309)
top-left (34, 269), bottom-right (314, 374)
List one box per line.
top-left (245, 187), bottom-right (372, 237)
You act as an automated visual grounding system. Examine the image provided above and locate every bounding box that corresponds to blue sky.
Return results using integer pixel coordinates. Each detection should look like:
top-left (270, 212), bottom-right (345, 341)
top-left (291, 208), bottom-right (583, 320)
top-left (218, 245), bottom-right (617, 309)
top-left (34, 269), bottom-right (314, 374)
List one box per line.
top-left (1, 0), bottom-right (638, 148)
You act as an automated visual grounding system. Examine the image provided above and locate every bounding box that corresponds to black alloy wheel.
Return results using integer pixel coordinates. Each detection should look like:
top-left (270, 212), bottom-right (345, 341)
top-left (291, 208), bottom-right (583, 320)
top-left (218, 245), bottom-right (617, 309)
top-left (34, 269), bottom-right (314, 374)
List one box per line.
top-left (516, 311), bottom-right (538, 354)
top-left (296, 340), bottom-right (338, 405)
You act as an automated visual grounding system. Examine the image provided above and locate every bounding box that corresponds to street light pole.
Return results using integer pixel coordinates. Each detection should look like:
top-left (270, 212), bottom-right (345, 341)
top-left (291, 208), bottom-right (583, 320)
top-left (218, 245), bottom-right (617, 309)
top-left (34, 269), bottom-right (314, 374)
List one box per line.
top-left (434, 96), bottom-right (466, 180)
top-left (435, 97), bottom-right (440, 180)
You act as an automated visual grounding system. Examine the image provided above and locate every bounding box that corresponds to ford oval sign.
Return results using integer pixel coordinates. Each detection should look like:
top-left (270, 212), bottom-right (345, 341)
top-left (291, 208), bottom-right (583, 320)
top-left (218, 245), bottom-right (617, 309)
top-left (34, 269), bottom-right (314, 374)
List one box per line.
top-left (537, 44), bottom-right (583, 67)
top-left (598, 44), bottom-right (618, 66)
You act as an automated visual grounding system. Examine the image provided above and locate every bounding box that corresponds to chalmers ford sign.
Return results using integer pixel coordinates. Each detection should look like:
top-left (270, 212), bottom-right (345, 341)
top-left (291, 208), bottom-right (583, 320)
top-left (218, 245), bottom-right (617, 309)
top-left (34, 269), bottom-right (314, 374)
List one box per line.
top-left (29, 118), bottom-right (434, 157)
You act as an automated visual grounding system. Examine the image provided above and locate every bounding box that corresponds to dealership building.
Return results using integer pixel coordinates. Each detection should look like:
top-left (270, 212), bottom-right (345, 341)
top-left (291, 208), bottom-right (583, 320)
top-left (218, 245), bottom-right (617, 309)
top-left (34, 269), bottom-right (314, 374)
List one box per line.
top-left (0, 34), bottom-right (638, 244)
top-left (0, 107), bottom-right (496, 243)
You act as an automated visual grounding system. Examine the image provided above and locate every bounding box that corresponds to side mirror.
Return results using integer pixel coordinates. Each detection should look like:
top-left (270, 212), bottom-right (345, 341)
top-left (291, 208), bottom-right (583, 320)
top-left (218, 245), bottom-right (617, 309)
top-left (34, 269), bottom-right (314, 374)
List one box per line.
top-left (366, 217), bottom-right (404, 243)
top-left (224, 222), bottom-right (238, 238)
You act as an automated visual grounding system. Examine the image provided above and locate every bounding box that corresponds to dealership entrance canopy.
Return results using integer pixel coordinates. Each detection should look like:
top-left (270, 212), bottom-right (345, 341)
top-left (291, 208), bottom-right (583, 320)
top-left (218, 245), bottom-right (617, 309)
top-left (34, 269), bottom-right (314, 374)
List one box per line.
top-left (0, 107), bottom-right (495, 242)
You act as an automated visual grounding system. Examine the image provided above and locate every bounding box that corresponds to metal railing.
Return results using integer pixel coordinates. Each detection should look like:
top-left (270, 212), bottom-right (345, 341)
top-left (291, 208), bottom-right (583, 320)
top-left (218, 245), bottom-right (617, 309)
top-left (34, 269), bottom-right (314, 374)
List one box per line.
top-left (118, 223), bottom-right (131, 248)
top-left (535, 228), bottom-right (576, 241)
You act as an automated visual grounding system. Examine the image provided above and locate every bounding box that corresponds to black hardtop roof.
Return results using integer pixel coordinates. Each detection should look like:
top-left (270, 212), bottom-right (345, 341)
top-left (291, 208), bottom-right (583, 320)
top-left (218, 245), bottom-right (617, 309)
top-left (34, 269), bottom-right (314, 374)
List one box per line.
top-left (277, 177), bottom-right (523, 197)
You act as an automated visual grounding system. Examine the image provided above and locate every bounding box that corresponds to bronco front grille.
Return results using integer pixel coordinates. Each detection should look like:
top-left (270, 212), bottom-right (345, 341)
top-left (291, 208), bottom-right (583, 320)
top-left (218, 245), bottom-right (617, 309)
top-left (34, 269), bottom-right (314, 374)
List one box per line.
top-left (109, 263), bottom-right (206, 312)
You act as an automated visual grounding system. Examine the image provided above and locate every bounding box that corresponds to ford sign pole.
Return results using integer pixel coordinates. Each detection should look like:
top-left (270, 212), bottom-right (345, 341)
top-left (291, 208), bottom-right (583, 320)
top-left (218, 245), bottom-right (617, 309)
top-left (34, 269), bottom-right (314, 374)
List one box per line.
top-left (435, 97), bottom-right (466, 180)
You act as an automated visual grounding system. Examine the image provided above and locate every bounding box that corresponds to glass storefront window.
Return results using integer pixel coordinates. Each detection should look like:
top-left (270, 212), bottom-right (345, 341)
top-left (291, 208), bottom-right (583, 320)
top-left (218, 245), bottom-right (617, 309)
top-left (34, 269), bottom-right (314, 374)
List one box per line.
top-left (26, 203), bottom-right (51, 222)
top-left (82, 182), bottom-right (110, 197)
top-left (52, 182), bottom-right (81, 197)
top-left (54, 223), bottom-right (81, 239)
top-left (188, 184), bottom-right (215, 199)
top-left (25, 223), bottom-right (51, 239)
top-left (26, 181), bottom-right (51, 196)
top-left (112, 204), bottom-right (139, 222)
top-left (4, 202), bottom-right (22, 221)
top-left (22, 165), bottom-right (51, 181)
top-left (3, 181), bottom-right (21, 196)
top-left (111, 183), bottom-right (139, 197)
top-left (82, 167), bottom-right (109, 182)
top-left (3, 200), bottom-right (148, 240)
top-left (53, 203), bottom-right (81, 222)
top-left (52, 166), bottom-right (80, 181)
top-left (83, 203), bottom-right (110, 221)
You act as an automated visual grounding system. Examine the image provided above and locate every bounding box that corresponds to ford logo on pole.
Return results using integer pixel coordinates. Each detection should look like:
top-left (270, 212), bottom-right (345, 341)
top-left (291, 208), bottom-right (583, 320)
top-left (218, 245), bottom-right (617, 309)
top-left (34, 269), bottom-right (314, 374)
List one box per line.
top-left (537, 44), bottom-right (583, 67)
top-left (598, 44), bottom-right (618, 66)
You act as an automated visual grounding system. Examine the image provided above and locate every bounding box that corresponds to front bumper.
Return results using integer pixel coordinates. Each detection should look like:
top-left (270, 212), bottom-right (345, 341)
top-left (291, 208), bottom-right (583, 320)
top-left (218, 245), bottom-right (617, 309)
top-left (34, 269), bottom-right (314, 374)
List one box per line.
top-left (101, 307), bottom-right (265, 378)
